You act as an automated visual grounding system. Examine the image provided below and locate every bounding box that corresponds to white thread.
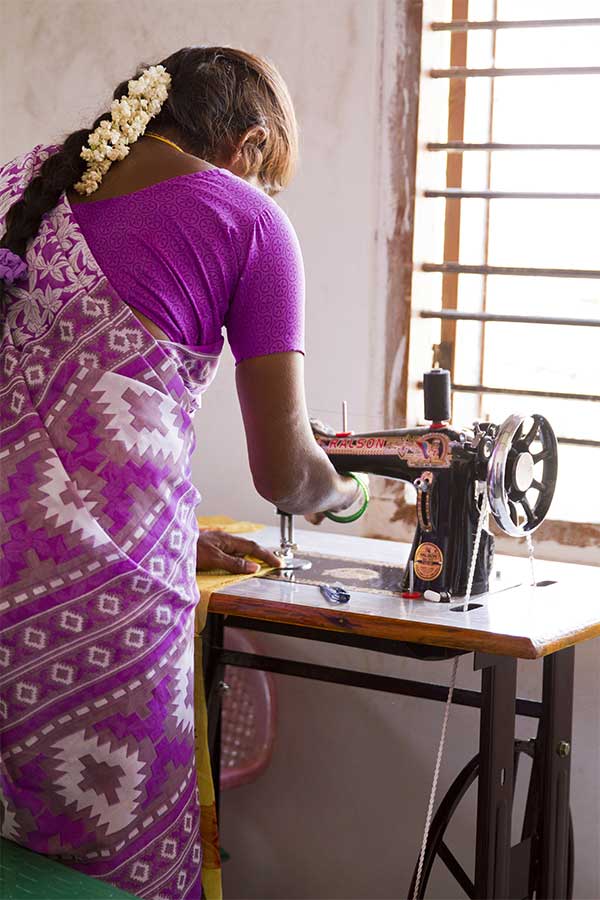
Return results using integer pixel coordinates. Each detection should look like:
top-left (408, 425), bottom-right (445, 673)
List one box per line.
top-left (412, 490), bottom-right (489, 899)
top-left (460, 491), bottom-right (489, 614)
top-left (412, 656), bottom-right (459, 898)
top-left (525, 532), bottom-right (537, 587)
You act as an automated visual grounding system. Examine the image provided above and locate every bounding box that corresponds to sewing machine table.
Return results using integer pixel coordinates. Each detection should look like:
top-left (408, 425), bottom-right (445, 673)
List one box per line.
top-left (201, 528), bottom-right (600, 899)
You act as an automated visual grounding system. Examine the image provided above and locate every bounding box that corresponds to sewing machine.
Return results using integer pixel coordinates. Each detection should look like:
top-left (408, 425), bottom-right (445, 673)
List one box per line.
top-left (204, 374), bottom-right (593, 900)
top-left (313, 369), bottom-right (558, 597)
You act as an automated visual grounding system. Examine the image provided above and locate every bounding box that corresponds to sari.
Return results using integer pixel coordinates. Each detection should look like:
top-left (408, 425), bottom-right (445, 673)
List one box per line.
top-left (0, 146), bottom-right (222, 899)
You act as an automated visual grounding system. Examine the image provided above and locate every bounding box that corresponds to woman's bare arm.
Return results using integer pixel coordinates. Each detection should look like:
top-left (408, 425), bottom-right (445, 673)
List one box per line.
top-left (235, 352), bottom-right (358, 515)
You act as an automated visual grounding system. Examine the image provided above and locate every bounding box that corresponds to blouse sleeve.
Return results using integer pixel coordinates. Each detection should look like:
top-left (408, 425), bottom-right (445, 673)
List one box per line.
top-left (225, 202), bottom-right (305, 364)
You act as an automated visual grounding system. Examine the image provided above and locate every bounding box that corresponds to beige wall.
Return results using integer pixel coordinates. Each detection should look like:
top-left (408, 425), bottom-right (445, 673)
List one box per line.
top-left (1, 0), bottom-right (386, 530)
top-left (2, 1), bottom-right (599, 898)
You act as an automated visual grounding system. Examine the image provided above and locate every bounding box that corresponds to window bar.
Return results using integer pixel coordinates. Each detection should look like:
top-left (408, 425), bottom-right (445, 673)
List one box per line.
top-left (415, 392), bottom-right (599, 447)
top-left (555, 437), bottom-right (600, 449)
top-left (431, 18), bottom-right (600, 32)
top-left (426, 142), bottom-right (600, 151)
top-left (451, 384), bottom-right (599, 403)
top-left (478, 2), bottom-right (497, 420)
top-left (420, 11), bottom-right (600, 466)
top-left (430, 66), bottom-right (600, 78)
top-left (425, 189), bottom-right (600, 199)
top-left (422, 262), bottom-right (600, 279)
top-left (420, 310), bottom-right (600, 328)
top-left (437, 0), bottom-right (469, 378)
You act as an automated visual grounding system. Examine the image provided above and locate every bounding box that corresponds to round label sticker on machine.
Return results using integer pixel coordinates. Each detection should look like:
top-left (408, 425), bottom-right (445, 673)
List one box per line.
top-left (414, 542), bottom-right (444, 581)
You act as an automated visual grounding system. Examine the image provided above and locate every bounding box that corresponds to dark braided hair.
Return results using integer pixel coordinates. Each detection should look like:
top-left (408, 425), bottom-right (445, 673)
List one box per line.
top-left (0, 75), bottom-right (132, 261)
top-left (0, 46), bottom-right (298, 268)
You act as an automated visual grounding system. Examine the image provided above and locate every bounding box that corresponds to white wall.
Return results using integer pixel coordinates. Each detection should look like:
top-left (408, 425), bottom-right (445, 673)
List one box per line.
top-left (190, 0), bottom-right (384, 532)
top-left (2, 2), bottom-right (599, 898)
top-left (0, 0), bottom-right (382, 533)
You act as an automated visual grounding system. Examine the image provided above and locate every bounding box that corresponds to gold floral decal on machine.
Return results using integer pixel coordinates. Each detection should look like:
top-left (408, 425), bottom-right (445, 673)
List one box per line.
top-left (319, 433), bottom-right (452, 468)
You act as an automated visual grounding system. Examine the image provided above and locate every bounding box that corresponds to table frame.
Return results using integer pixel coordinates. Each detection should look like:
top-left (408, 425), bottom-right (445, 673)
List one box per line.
top-left (201, 611), bottom-right (575, 899)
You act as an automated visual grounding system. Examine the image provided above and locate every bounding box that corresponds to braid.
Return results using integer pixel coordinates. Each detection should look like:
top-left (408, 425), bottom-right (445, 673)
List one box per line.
top-left (0, 77), bottom-right (131, 260)
top-left (1, 131), bottom-right (87, 257)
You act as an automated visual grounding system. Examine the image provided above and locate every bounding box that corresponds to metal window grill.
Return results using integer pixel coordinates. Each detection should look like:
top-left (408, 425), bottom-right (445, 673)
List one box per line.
top-left (417, 3), bottom-right (600, 453)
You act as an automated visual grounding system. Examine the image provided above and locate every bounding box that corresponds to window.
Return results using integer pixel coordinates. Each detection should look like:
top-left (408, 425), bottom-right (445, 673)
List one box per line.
top-left (408, 0), bottom-right (600, 534)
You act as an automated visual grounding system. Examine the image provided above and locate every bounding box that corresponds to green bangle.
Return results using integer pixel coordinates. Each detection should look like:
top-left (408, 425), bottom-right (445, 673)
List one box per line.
top-left (325, 474), bottom-right (370, 524)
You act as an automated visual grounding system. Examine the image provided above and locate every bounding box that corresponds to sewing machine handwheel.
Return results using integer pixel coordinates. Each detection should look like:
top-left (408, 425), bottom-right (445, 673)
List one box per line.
top-left (408, 738), bottom-right (574, 899)
top-left (487, 414), bottom-right (558, 537)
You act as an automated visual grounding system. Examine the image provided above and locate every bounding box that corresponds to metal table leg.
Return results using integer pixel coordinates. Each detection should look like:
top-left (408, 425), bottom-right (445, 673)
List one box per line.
top-left (537, 646), bottom-right (575, 899)
top-left (474, 653), bottom-right (518, 899)
top-left (200, 620), bottom-right (574, 897)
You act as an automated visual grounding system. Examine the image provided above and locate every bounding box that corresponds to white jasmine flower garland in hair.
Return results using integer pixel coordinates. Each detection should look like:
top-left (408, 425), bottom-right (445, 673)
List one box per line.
top-left (74, 65), bottom-right (171, 195)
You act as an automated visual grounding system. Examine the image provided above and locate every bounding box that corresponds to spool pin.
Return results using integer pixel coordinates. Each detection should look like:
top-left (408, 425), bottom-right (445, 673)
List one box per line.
top-left (402, 561), bottom-right (422, 599)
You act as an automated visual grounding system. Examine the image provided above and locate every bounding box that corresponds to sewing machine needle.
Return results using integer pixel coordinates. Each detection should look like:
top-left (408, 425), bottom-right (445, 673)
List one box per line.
top-left (342, 400), bottom-right (348, 433)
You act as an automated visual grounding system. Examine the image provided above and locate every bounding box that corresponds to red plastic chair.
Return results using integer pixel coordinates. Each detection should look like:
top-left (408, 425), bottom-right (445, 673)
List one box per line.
top-left (220, 629), bottom-right (277, 791)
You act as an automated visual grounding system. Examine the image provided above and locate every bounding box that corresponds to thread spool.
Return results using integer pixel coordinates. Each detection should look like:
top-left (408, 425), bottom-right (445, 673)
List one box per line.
top-left (423, 369), bottom-right (451, 423)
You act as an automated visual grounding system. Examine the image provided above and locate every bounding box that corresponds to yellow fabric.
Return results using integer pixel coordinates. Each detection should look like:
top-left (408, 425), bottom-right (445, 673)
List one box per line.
top-left (194, 516), bottom-right (271, 899)
top-left (197, 514), bottom-right (265, 535)
top-left (194, 639), bottom-right (222, 900)
top-left (195, 515), bottom-right (270, 631)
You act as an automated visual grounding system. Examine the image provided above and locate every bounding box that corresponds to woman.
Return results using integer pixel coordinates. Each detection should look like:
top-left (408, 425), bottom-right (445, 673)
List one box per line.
top-left (0, 47), bottom-right (362, 899)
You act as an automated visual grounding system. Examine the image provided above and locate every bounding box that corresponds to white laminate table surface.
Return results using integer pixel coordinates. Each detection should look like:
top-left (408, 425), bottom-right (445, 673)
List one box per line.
top-left (208, 528), bottom-right (600, 659)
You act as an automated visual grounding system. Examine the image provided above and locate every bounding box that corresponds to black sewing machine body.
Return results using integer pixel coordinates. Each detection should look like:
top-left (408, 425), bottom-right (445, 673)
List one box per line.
top-left (315, 369), bottom-right (558, 598)
top-left (316, 424), bottom-right (494, 595)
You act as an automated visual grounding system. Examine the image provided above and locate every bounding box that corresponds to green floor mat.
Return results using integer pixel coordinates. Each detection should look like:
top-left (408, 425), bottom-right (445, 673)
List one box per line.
top-left (0, 838), bottom-right (137, 900)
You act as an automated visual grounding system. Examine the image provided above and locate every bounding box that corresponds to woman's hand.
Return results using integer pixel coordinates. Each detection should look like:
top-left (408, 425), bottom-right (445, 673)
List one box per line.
top-left (304, 474), bottom-right (367, 526)
top-left (305, 417), bottom-right (357, 524)
top-left (196, 530), bottom-right (282, 574)
top-left (236, 353), bottom-right (363, 516)
top-left (303, 511), bottom-right (329, 526)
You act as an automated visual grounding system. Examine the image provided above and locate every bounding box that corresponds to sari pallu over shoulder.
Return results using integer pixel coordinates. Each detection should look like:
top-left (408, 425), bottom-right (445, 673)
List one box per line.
top-left (0, 146), bottom-right (221, 900)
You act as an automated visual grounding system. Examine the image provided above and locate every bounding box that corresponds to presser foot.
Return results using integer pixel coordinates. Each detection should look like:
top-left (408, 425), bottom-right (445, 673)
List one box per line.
top-left (275, 509), bottom-right (312, 571)
top-left (274, 550), bottom-right (312, 571)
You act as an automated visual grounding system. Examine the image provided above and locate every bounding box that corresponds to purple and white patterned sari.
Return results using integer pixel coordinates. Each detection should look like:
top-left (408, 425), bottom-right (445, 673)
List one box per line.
top-left (0, 146), bottom-right (221, 899)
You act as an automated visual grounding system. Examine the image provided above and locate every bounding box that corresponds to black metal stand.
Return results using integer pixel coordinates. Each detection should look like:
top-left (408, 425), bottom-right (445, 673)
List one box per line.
top-left (537, 647), bottom-right (575, 899)
top-left (474, 653), bottom-right (517, 899)
top-left (201, 613), bottom-right (575, 899)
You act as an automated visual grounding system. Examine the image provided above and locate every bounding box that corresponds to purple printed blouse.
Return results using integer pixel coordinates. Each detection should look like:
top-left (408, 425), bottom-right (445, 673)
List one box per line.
top-left (72, 168), bottom-right (305, 362)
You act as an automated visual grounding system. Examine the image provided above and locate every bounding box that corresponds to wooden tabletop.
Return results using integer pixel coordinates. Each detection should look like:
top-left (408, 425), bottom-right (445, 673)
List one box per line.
top-left (208, 527), bottom-right (600, 659)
